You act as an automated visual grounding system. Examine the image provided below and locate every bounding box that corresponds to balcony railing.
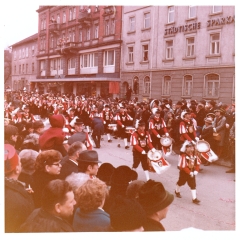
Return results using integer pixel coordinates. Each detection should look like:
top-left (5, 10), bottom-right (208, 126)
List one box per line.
top-left (49, 23), bottom-right (60, 32)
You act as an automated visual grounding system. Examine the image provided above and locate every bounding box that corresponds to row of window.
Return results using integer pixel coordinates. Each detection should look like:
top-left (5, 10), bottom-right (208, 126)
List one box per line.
top-left (128, 6), bottom-right (222, 33)
top-left (14, 63), bottom-right (35, 74)
top-left (14, 46), bottom-right (35, 60)
top-left (128, 73), bottom-right (232, 98)
top-left (39, 50), bottom-right (115, 71)
top-left (127, 32), bottom-right (221, 63)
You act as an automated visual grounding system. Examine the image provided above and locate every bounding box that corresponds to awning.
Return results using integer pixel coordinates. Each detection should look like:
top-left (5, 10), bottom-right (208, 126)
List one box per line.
top-left (30, 77), bottom-right (120, 82)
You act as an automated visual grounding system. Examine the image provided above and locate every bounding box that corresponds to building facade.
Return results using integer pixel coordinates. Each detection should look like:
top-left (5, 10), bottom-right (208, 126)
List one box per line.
top-left (11, 34), bottom-right (38, 92)
top-left (121, 6), bottom-right (235, 104)
top-left (33, 5), bottom-right (122, 97)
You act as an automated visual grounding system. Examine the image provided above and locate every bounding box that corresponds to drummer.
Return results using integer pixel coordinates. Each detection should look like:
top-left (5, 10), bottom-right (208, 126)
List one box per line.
top-left (100, 104), bottom-right (114, 143)
top-left (149, 110), bottom-right (169, 150)
top-left (179, 110), bottom-right (199, 146)
top-left (130, 120), bottom-right (156, 181)
top-left (115, 103), bottom-right (133, 149)
top-left (175, 141), bottom-right (201, 205)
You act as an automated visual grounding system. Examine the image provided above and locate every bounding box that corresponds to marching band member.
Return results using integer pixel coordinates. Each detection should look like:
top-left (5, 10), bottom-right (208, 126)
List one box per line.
top-left (179, 110), bottom-right (199, 145)
top-left (175, 141), bottom-right (201, 204)
top-left (149, 110), bottom-right (169, 150)
top-left (130, 120), bottom-right (156, 181)
top-left (67, 118), bottom-right (93, 150)
top-left (100, 104), bottom-right (114, 142)
top-left (115, 103), bottom-right (133, 149)
top-left (65, 108), bottom-right (77, 134)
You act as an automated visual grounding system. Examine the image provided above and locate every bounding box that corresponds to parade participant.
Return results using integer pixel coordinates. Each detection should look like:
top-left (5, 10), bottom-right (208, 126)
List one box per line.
top-left (133, 102), bottom-right (142, 128)
top-left (19, 179), bottom-right (75, 232)
top-left (149, 110), bottom-right (169, 150)
top-left (67, 118), bottom-right (93, 150)
top-left (175, 141), bottom-right (201, 204)
top-left (4, 102), bottom-right (17, 120)
top-left (59, 141), bottom-right (87, 180)
top-left (115, 103), bottom-right (133, 149)
top-left (179, 110), bottom-right (199, 145)
top-left (31, 150), bottom-right (63, 208)
top-left (91, 112), bottom-right (104, 148)
top-left (12, 108), bottom-right (25, 124)
top-left (65, 107), bottom-right (77, 134)
top-left (77, 150), bottom-right (101, 179)
top-left (5, 144), bottom-right (35, 232)
top-left (138, 180), bottom-right (174, 231)
top-left (100, 104), bottom-right (114, 142)
top-left (22, 104), bottom-right (36, 123)
top-left (131, 120), bottom-right (156, 181)
top-left (212, 107), bottom-right (227, 158)
top-left (73, 178), bottom-right (110, 232)
top-left (39, 114), bottom-right (68, 156)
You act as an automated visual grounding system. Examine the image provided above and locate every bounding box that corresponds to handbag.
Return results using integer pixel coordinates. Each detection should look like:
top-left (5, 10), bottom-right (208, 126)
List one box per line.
top-left (213, 132), bottom-right (221, 141)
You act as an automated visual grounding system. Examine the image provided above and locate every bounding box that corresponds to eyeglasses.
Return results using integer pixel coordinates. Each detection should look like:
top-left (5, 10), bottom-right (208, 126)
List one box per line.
top-left (50, 161), bottom-right (62, 167)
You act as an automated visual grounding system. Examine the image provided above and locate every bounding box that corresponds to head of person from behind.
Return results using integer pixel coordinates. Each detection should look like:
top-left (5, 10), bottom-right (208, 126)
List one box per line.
top-left (77, 150), bottom-right (101, 177)
top-left (4, 144), bottom-right (22, 179)
top-left (35, 150), bottom-right (62, 175)
top-left (41, 179), bottom-right (76, 219)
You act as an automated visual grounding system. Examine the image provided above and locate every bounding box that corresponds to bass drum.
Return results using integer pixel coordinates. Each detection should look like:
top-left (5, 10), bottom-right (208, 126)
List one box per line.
top-left (147, 150), bottom-right (170, 174)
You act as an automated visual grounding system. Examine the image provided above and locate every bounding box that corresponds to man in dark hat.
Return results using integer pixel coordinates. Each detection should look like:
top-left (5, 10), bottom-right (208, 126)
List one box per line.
top-left (77, 150), bottom-right (101, 179)
top-left (130, 120), bottom-right (156, 181)
top-left (212, 107), bottom-right (227, 158)
top-left (67, 118), bottom-right (93, 150)
top-left (138, 180), bottom-right (174, 231)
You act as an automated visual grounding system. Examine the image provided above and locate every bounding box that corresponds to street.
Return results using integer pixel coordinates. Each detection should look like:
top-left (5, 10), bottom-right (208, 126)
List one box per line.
top-left (94, 135), bottom-right (235, 231)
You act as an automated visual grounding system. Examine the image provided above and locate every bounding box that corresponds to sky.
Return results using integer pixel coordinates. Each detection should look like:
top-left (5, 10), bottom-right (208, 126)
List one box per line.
top-left (2, 0), bottom-right (237, 50)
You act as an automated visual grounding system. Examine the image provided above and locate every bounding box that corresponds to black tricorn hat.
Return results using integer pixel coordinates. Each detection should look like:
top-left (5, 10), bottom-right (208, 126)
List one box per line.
top-left (77, 150), bottom-right (102, 163)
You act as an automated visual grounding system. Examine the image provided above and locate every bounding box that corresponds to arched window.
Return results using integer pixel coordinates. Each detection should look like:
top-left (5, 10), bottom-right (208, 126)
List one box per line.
top-left (204, 73), bottom-right (219, 98)
top-left (143, 76), bottom-right (150, 95)
top-left (162, 76), bottom-right (171, 96)
top-left (122, 81), bottom-right (129, 95)
top-left (182, 75), bottom-right (193, 96)
top-left (133, 76), bottom-right (139, 94)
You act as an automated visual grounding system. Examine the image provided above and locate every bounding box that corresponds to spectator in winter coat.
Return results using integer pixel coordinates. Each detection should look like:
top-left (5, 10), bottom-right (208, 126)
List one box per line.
top-left (5, 144), bottom-right (35, 232)
top-left (19, 179), bottom-right (75, 232)
top-left (31, 150), bottom-right (62, 208)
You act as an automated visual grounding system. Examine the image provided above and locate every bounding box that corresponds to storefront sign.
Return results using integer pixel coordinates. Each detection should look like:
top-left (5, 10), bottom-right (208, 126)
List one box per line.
top-left (207, 15), bottom-right (235, 27)
top-left (164, 15), bottom-right (234, 36)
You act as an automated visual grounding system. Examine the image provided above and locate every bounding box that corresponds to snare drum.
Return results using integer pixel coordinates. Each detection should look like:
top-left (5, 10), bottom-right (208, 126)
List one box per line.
top-left (160, 136), bottom-right (172, 147)
top-left (108, 124), bottom-right (117, 131)
top-left (195, 140), bottom-right (210, 153)
top-left (160, 136), bottom-right (173, 157)
top-left (125, 126), bottom-right (136, 134)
